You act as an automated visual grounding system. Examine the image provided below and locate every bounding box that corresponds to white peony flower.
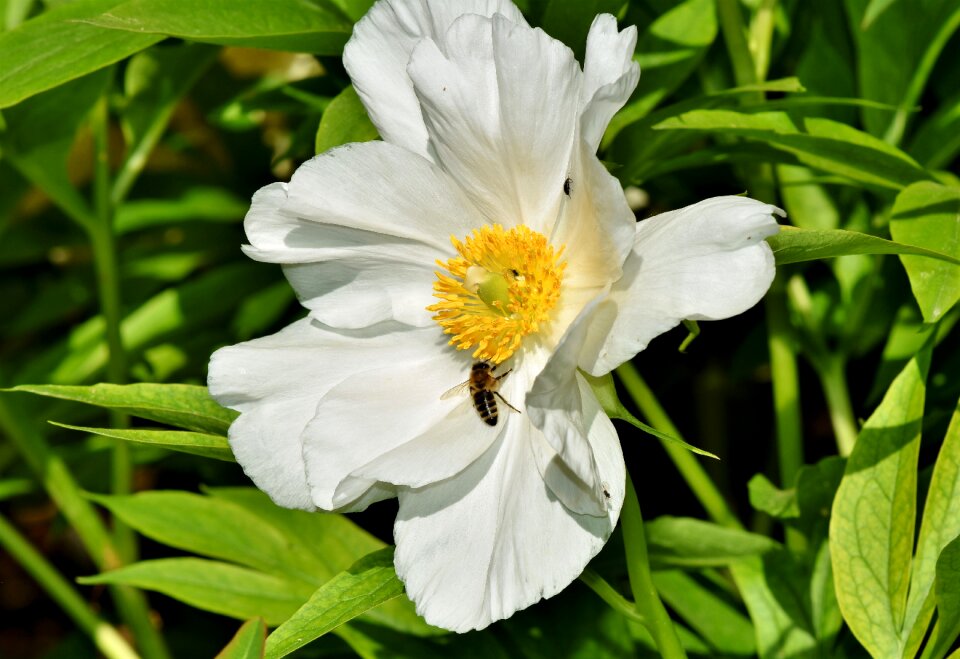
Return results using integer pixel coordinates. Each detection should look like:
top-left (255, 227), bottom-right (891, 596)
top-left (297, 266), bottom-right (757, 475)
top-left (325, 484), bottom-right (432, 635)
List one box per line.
top-left (207, 0), bottom-right (783, 632)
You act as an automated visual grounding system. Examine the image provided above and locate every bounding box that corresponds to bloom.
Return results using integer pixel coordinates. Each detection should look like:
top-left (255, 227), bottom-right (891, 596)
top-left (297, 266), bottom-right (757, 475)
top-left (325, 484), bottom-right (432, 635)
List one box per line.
top-left (207, 0), bottom-right (783, 632)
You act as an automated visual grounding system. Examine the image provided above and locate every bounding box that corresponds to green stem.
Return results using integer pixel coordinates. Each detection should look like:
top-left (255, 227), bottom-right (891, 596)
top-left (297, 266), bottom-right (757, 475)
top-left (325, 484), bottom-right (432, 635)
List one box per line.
top-left (748, 0), bottom-right (777, 83)
top-left (622, 473), bottom-right (687, 659)
top-left (816, 356), bottom-right (858, 457)
top-left (579, 569), bottom-right (647, 625)
top-left (91, 96), bottom-right (135, 562)
top-left (616, 362), bottom-right (743, 530)
top-left (765, 276), bottom-right (803, 487)
top-left (0, 394), bottom-right (170, 659)
top-left (0, 514), bottom-right (139, 659)
top-left (717, 0), bottom-right (759, 89)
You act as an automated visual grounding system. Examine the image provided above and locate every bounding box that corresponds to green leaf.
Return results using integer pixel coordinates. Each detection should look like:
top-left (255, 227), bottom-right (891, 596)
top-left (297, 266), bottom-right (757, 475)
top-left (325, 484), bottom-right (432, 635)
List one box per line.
top-left (902, 399), bottom-right (960, 655)
top-left (215, 619), bottom-right (267, 659)
top-left (652, 570), bottom-right (756, 656)
top-left (860, 0), bottom-right (898, 29)
top-left (729, 555), bottom-right (818, 658)
top-left (84, 0), bottom-right (354, 53)
top-left (585, 372), bottom-right (718, 459)
top-left (766, 226), bottom-right (960, 266)
top-left (7, 383), bottom-right (237, 434)
top-left (929, 535), bottom-right (960, 659)
top-left (0, 0), bottom-right (162, 109)
top-left (539, 0), bottom-right (623, 62)
top-left (655, 110), bottom-right (933, 189)
top-left (0, 69), bottom-right (108, 227)
top-left (829, 341), bottom-right (932, 657)
top-left (115, 187), bottom-right (248, 234)
top-left (645, 516), bottom-right (778, 567)
top-left (890, 182), bottom-right (960, 323)
top-left (909, 89), bottom-right (960, 169)
top-left (747, 474), bottom-right (799, 519)
top-left (314, 85), bottom-right (379, 155)
top-left (204, 487), bottom-right (440, 637)
top-left (604, 0), bottom-right (717, 142)
top-left (264, 548), bottom-right (405, 659)
top-left (53, 422), bottom-right (234, 462)
top-left (79, 558), bottom-right (315, 626)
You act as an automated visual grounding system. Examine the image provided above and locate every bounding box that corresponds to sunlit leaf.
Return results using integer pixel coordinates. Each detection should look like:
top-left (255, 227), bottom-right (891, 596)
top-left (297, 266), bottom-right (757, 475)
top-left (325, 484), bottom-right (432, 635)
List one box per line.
top-left (8, 383), bottom-right (236, 434)
top-left (830, 341), bottom-right (932, 657)
top-left (215, 618), bottom-right (267, 659)
top-left (767, 226), bottom-right (960, 266)
top-left (264, 548), bottom-right (405, 659)
top-left (890, 181), bottom-right (960, 323)
top-left (84, 0), bottom-right (354, 53)
top-left (79, 558), bottom-right (314, 626)
top-left (0, 0), bottom-right (161, 108)
top-left (53, 422), bottom-right (234, 461)
top-left (314, 84), bottom-right (379, 155)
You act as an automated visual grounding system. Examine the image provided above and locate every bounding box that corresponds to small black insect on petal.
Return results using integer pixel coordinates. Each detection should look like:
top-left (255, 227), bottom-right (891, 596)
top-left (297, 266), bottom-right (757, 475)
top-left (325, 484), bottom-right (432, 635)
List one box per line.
top-left (563, 177), bottom-right (572, 196)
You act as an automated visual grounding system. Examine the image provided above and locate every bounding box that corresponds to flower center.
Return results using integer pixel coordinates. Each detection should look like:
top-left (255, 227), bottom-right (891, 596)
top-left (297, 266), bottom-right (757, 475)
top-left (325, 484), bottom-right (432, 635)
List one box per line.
top-left (428, 224), bottom-right (566, 364)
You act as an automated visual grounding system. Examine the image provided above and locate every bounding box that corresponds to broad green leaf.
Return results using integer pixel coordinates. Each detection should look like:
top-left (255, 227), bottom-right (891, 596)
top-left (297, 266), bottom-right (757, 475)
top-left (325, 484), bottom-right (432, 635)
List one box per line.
top-left (586, 372), bottom-right (718, 459)
top-left (652, 570), bottom-right (756, 656)
top-left (204, 487), bottom-right (440, 637)
top-left (265, 548), bottom-right (404, 659)
top-left (929, 536), bottom-right (960, 659)
top-left (767, 226), bottom-right (960, 266)
top-left (777, 165), bottom-right (841, 231)
top-left (861, 0), bottom-right (898, 28)
top-left (645, 516), bottom-right (778, 567)
top-left (0, 0), bottom-right (161, 108)
top-left (604, 0), bottom-right (717, 141)
top-left (8, 383), bottom-right (236, 434)
top-left (84, 0), bottom-right (354, 53)
top-left (215, 619), bottom-right (267, 659)
top-left (655, 110), bottom-right (933, 189)
top-left (747, 474), bottom-right (799, 519)
top-left (539, 0), bottom-right (623, 62)
top-left (730, 555), bottom-right (818, 659)
top-left (53, 423), bottom-right (233, 461)
top-left (890, 182), bottom-right (960, 323)
top-left (115, 187), bottom-right (248, 234)
top-left (829, 342), bottom-right (932, 657)
top-left (90, 491), bottom-right (333, 584)
top-left (0, 69), bottom-right (108, 227)
top-left (79, 558), bottom-right (314, 626)
top-left (314, 84), bottom-right (379, 155)
top-left (902, 399), bottom-right (960, 655)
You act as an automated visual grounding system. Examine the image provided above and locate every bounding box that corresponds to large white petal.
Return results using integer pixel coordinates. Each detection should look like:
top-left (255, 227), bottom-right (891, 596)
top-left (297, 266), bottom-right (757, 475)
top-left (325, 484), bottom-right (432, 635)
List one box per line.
top-left (208, 318), bottom-right (413, 510)
top-left (580, 196), bottom-right (783, 375)
top-left (407, 14), bottom-right (581, 233)
top-left (580, 14), bottom-right (639, 151)
top-left (394, 416), bottom-right (623, 632)
top-left (301, 331), bottom-right (477, 510)
top-left (343, 0), bottom-right (527, 159)
top-left (242, 141), bottom-right (486, 328)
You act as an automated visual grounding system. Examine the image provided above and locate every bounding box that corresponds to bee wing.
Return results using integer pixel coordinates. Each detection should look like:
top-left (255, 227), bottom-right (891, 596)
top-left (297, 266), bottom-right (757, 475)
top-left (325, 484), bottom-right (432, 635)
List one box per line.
top-left (440, 380), bottom-right (471, 400)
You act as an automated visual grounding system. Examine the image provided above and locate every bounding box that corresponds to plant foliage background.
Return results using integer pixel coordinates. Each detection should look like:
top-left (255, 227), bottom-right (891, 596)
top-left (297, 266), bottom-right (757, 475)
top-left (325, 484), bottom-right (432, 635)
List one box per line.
top-left (1, 0), bottom-right (960, 657)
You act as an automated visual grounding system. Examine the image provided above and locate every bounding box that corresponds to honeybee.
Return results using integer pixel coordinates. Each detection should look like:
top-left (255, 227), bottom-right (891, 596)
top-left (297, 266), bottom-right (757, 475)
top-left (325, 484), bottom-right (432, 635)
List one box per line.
top-left (442, 361), bottom-right (520, 426)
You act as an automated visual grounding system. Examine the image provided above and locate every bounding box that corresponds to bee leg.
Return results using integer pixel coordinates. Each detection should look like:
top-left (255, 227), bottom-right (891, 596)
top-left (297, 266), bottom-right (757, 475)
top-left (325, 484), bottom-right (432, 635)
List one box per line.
top-left (494, 392), bottom-right (521, 414)
top-left (495, 368), bottom-right (512, 381)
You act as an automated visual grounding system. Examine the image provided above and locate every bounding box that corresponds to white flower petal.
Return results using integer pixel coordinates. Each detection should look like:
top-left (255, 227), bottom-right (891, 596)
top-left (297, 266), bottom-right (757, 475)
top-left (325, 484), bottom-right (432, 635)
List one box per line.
top-left (242, 141), bottom-right (485, 328)
top-left (343, 399), bottom-right (503, 492)
top-left (580, 196), bottom-right (783, 375)
top-left (527, 298), bottom-right (608, 515)
top-left (394, 415), bottom-right (624, 632)
top-left (343, 0), bottom-right (527, 159)
top-left (301, 334), bottom-right (474, 510)
top-left (208, 318), bottom-right (412, 510)
top-left (580, 15), bottom-right (639, 151)
top-left (407, 14), bottom-right (581, 232)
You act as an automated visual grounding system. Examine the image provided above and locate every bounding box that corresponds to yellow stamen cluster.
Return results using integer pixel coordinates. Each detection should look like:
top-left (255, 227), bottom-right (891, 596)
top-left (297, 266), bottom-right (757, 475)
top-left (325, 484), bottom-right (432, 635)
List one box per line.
top-left (428, 224), bottom-right (566, 364)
